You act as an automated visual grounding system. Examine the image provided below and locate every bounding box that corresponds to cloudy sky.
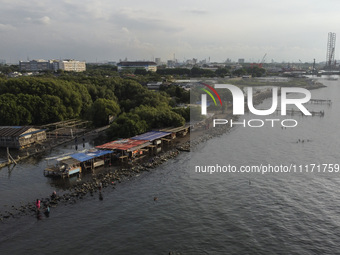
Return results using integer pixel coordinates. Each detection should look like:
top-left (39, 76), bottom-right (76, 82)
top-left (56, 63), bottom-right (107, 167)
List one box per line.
top-left (1, 0), bottom-right (339, 64)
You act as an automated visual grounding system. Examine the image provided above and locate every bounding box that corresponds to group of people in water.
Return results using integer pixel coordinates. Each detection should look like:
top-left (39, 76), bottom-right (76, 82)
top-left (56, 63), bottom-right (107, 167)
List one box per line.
top-left (35, 183), bottom-right (107, 219)
top-left (35, 199), bottom-right (50, 219)
top-left (35, 191), bottom-right (56, 219)
top-left (296, 139), bottom-right (311, 143)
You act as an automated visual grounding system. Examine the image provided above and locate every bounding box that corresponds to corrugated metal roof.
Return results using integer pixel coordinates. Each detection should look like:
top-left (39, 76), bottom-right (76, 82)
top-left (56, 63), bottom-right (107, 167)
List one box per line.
top-left (70, 150), bottom-right (112, 162)
top-left (0, 126), bottom-right (31, 137)
top-left (0, 126), bottom-right (45, 137)
top-left (96, 139), bottom-right (150, 151)
top-left (60, 158), bottom-right (80, 165)
top-left (19, 129), bottom-right (46, 137)
top-left (131, 131), bottom-right (171, 141)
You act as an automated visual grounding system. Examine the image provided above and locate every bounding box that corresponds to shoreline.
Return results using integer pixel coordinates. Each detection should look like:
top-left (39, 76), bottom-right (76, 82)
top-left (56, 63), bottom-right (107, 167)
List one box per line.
top-left (0, 125), bottom-right (111, 169)
top-left (0, 116), bottom-right (233, 222)
top-left (0, 81), bottom-right (325, 222)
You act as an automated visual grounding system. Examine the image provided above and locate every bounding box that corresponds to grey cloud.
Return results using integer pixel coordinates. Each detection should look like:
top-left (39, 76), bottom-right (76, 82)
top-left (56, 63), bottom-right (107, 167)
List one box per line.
top-left (0, 23), bottom-right (16, 31)
top-left (25, 16), bottom-right (51, 25)
top-left (184, 9), bottom-right (208, 15)
top-left (111, 9), bottom-right (184, 33)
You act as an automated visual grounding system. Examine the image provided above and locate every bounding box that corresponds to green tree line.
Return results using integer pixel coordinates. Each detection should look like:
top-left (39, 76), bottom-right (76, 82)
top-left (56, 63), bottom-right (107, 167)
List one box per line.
top-left (0, 75), bottom-right (186, 139)
top-left (156, 65), bottom-right (266, 77)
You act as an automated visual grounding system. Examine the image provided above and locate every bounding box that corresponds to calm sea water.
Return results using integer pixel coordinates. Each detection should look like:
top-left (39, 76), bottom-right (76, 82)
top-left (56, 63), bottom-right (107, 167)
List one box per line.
top-left (1, 77), bottom-right (340, 254)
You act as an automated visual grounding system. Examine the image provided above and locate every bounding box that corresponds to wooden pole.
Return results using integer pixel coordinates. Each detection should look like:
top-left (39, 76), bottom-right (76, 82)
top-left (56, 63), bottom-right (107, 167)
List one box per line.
top-left (7, 147), bottom-right (17, 165)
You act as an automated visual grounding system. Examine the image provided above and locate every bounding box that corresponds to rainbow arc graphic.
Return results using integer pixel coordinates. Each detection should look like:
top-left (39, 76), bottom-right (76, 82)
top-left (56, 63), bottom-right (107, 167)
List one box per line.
top-left (200, 83), bottom-right (222, 115)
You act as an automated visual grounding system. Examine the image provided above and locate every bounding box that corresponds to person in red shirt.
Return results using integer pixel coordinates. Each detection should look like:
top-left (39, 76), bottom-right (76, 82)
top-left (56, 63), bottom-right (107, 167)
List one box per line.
top-left (35, 199), bottom-right (41, 211)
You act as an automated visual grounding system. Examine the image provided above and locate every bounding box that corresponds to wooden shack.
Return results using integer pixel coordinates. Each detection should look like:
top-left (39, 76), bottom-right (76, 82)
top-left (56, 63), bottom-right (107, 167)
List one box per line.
top-left (0, 126), bottom-right (46, 149)
top-left (96, 139), bottom-right (150, 162)
top-left (44, 156), bottom-right (82, 178)
top-left (131, 131), bottom-right (172, 154)
top-left (44, 150), bottom-right (113, 178)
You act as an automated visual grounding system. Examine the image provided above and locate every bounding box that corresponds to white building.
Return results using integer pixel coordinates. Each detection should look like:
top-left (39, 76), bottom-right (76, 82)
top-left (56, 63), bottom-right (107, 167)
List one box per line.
top-left (58, 60), bottom-right (86, 72)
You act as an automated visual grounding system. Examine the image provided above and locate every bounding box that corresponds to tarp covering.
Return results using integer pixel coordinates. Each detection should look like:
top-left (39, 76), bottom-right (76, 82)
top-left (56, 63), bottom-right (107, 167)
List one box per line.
top-left (131, 131), bottom-right (171, 141)
top-left (70, 150), bottom-right (112, 162)
top-left (96, 139), bottom-right (150, 151)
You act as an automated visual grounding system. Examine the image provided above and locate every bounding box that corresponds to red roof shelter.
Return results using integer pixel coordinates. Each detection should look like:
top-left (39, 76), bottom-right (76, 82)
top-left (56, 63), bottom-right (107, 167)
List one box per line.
top-left (96, 139), bottom-right (150, 152)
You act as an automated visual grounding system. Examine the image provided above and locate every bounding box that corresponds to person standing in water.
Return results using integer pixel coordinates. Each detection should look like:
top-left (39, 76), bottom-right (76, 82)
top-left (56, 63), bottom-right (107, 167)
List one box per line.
top-left (35, 199), bottom-right (41, 212)
top-left (44, 204), bottom-right (50, 217)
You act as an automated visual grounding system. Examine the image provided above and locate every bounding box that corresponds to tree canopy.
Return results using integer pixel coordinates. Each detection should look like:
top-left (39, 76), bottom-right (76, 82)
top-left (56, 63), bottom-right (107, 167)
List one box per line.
top-left (0, 64), bottom-right (250, 139)
top-left (0, 73), bottom-right (187, 139)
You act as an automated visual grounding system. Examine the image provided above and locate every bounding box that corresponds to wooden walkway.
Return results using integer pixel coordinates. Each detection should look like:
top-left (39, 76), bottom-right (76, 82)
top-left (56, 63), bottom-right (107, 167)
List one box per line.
top-left (308, 99), bottom-right (332, 105)
top-left (275, 109), bottom-right (325, 116)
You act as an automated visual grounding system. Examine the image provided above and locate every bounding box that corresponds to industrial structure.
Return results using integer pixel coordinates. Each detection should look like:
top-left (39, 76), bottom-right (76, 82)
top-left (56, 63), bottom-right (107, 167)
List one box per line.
top-left (326, 32), bottom-right (336, 69)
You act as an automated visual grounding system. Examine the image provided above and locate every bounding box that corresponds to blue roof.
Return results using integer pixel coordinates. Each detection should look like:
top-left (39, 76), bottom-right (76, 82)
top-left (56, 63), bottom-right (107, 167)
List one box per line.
top-left (70, 150), bottom-right (111, 162)
top-left (131, 131), bottom-right (171, 141)
top-left (19, 129), bottom-right (46, 137)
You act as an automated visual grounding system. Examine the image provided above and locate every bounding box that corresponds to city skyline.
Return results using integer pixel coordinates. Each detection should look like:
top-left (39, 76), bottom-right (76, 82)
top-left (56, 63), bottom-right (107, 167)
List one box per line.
top-left (1, 0), bottom-right (340, 64)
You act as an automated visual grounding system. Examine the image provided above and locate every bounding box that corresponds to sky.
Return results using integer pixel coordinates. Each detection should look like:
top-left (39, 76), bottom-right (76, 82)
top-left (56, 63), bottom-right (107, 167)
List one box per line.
top-left (1, 0), bottom-right (340, 64)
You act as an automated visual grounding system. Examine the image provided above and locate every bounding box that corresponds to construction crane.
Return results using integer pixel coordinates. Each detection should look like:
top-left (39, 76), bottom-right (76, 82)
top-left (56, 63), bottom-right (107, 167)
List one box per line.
top-left (326, 32), bottom-right (336, 69)
top-left (259, 53), bottom-right (267, 67)
top-left (251, 53), bottom-right (267, 68)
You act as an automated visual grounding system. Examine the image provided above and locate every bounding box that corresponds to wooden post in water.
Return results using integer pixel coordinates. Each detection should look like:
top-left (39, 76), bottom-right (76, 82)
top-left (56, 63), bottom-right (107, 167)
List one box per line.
top-left (7, 147), bottom-right (17, 165)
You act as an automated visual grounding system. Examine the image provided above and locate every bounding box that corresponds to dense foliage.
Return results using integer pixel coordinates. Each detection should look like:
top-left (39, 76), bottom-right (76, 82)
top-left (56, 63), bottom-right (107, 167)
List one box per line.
top-left (0, 77), bottom-right (92, 125)
top-left (0, 72), bottom-right (187, 138)
top-left (0, 64), bottom-right (250, 138)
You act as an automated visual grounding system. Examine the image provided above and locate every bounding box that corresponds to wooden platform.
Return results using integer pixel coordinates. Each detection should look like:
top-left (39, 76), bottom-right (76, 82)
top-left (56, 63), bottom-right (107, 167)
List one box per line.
top-left (275, 109), bottom-right (325, 116)
top-left (308, 99), bottom-right (332, 105)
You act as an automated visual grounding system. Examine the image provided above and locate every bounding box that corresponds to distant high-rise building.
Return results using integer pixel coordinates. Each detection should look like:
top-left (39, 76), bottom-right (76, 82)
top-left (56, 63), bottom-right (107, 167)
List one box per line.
top-left (238, 58), bottom-right (245, 64)
top-left (155, 58), bottom-right (161, 65)
top-left (0, 59), bottom-right (6, 65)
